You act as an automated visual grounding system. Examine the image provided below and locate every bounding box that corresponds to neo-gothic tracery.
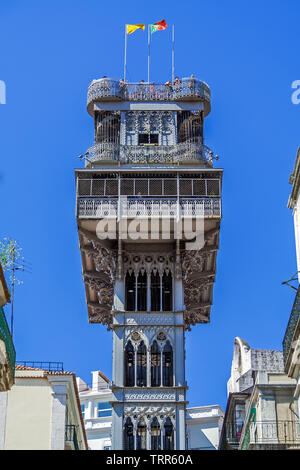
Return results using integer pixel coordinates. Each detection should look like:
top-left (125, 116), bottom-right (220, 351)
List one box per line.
top-left (124, 253), bottom-right (174, 312)
top-left (124, 332), bottom-right (173, 388)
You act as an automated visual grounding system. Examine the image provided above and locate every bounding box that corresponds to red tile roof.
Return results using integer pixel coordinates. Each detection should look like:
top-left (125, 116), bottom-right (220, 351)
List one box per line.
top-left (98, 370), bottom-right (110, 383)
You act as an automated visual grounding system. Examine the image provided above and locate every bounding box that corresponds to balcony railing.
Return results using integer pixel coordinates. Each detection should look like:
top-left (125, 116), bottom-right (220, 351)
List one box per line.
top-left (87, 78), bottom-right (211, 114)
top-left (16, 361), bottom-right (64, 371)
top-left (220, 421), bottom-right (244, 449)
top-left (85, 142), bottom-right (213, 167)
top-left (65, 424), bottom-right (79, 450)
top-left (0, 306), bottom-right (15, 375)
top-left (242, 421), bottom-right (300, 449)
top-left (283, 285), bottom-right (300, 369)
top-left (77, 197), bottom-right (221, 219)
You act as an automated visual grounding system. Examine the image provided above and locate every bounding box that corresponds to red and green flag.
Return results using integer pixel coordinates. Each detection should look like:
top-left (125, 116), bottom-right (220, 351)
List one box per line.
top-left (150, 19), bottom-right (167, 34)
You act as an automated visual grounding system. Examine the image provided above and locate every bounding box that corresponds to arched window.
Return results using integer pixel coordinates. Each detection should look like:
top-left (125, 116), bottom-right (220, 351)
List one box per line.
top-left (163, 341), bottom-right (173, 386)
top-left (164, 417), bottom-right (174, 450)
top-left (125, 271), bottom-right (135, 311)
top-left (162, 270), bottom-right (172, 311)
top-left (137, 270), bottom-right (147, 311)
top-left (137, 341), bottom-right (147, 387)
top-left (136, 418), bottom-right (147, 450)
top-left (151, 270), bottom-right (160, 311)
top-left (124, 341), bottom-right (135, 387)
top-left (151, 417), bottom-right (161, 450)
top-left (151, 341), bottom-right (161, 387)
top-left (124, 417), bottom-right (134, 450)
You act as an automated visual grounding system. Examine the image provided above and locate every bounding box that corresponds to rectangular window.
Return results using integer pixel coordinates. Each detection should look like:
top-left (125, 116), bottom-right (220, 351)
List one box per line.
top-left (138, 133), bottom-right (159, 145)
top-left (81, 404), bottom-right (85, 419)
top-left (97, 402), bottom-right (112, 417)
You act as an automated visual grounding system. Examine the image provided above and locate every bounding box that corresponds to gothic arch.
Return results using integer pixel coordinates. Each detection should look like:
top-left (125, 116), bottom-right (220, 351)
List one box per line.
top-left (124, 340), bottom-right (135, 387)
top-left (123, 417), bottom-right (134, 450)
top-left (163, 417), bottom-right (174, 450)
top-left (150, 417), bottom-right (161, 450)
top-left (162, 341), bottom-right (174, 387)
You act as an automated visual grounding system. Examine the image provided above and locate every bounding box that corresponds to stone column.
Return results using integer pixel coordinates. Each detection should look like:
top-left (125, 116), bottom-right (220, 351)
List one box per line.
top-left (147, 273), bottom-right (151, 312)
top-left (147, 346), bottom-right (151, 387)
top-left (49, 381), bottom-right (68, 450)
top-left (176, 405), bottom-right (186, 450)
top-left (113, 326), bottom-right (124, 387)
top-left (112, 403), bottom-right (123, 450)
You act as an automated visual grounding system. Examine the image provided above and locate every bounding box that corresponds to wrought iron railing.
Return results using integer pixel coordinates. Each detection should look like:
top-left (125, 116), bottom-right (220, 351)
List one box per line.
top-left (16, 361), bottom-right (64, 371)
top-left (87, 78), bottom-right (210, 110)
top-left (85, 142), bottom-right (213, 167)
top-left (220, 421), bottom-right (244, 449)
top-left (283, 286), bottom-right (300, 367)
top-left (77, 197), bottom-right (221, 218)
top-left (242, 420), bottom-right (300, 448)
top-left (65, 424), bottom-right (79, 450)
top-left (0, 306), bottom-right (15, 374)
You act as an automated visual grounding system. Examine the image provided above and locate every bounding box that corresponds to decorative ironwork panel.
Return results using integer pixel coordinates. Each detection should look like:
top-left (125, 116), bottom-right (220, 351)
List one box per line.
top-left (92, 179), bottom-right (105, 196)
top-left (179, 180), bottom-right (192, 196)
top-left (87, 78), bottom-right (211, 106)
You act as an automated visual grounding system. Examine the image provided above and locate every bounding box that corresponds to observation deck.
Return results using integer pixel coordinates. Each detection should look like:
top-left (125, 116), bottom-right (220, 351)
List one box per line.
top-left (84, 142), bottom-right (213, 168)
top-left (87, 77), bottom-right (211, 116)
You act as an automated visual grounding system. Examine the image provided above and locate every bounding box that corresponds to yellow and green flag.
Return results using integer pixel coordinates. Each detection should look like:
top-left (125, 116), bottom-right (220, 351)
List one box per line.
top-left (126, 24), bottom-right (145, 35)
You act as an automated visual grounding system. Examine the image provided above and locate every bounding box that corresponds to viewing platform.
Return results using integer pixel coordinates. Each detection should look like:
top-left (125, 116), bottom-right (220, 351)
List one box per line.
top-left (84, 142), bottom-right (213, 167)
top-left (87, 77), bottom-right (211, 116)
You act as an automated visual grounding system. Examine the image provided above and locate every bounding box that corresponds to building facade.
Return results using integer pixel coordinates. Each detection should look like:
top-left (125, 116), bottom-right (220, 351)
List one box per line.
top-left (78, 370), bottom-right (224, 450)
top-left (0, 364), bottom-right (88, 450)
top-left (75, 77), bottom-right (222, 450)
top-left (0, 264), bottom-right (15, 392)
top-left (186, 405), bottom-right (224, 450)
top-left (220, 337), bottom-right (299, 450)
top-left (77, 370), bottom-right (112, 450)
top-left (283, 146), bottom-right (300, 439)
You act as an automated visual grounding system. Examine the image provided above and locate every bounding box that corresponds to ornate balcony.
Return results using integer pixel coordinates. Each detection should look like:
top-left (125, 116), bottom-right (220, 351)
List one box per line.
top-left (77, 197), bottom-right (221, 219)
top-left (283, 286), bottom-right (300, 375)
top-left (220, 421), bottom-right (244, 450)
top-left (85, 142), bottom-right (213, 167)
top-left (87, 78), bottom-right (211, 115)
top-left (241, 421), bottom-right (300, 450)
top-left (0, 306), bottom-right (15, 391)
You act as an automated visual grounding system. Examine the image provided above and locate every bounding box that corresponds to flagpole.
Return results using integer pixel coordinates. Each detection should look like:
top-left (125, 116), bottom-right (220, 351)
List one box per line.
top-left (172, 24), bottom-right (175, 83)
top-left (148, 25), bottom-right (150, 83)
top-left (124, 25), bottom-right (127, 81)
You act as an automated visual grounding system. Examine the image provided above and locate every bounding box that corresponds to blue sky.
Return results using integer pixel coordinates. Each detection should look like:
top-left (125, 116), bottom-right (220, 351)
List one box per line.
top-left (1, 0), bottom-right (299, 410)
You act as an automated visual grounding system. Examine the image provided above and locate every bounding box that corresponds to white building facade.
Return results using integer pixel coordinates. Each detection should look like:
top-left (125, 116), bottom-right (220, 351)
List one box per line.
top-left (285, 147), bottom-right (300, 420)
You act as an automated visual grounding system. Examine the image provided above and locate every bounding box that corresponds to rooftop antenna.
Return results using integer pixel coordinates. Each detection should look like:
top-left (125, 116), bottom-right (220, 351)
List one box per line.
top-left (282, 272), bottom-right (299, 292)
top-left (6, 256), bottom-right (31, 338)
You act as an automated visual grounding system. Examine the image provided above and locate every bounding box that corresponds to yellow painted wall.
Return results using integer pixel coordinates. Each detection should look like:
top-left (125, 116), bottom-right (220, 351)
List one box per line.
top-left (4, 378), bottom-right (52, 450)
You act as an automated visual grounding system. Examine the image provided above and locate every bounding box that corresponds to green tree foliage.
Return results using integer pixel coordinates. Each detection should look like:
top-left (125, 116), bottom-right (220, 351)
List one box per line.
top-left (0, 238), bottom-right (24, 286)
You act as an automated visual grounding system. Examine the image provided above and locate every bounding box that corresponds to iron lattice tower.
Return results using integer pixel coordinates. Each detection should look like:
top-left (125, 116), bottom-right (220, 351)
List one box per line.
top-left (75, 77), bottom-right (222, 450)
